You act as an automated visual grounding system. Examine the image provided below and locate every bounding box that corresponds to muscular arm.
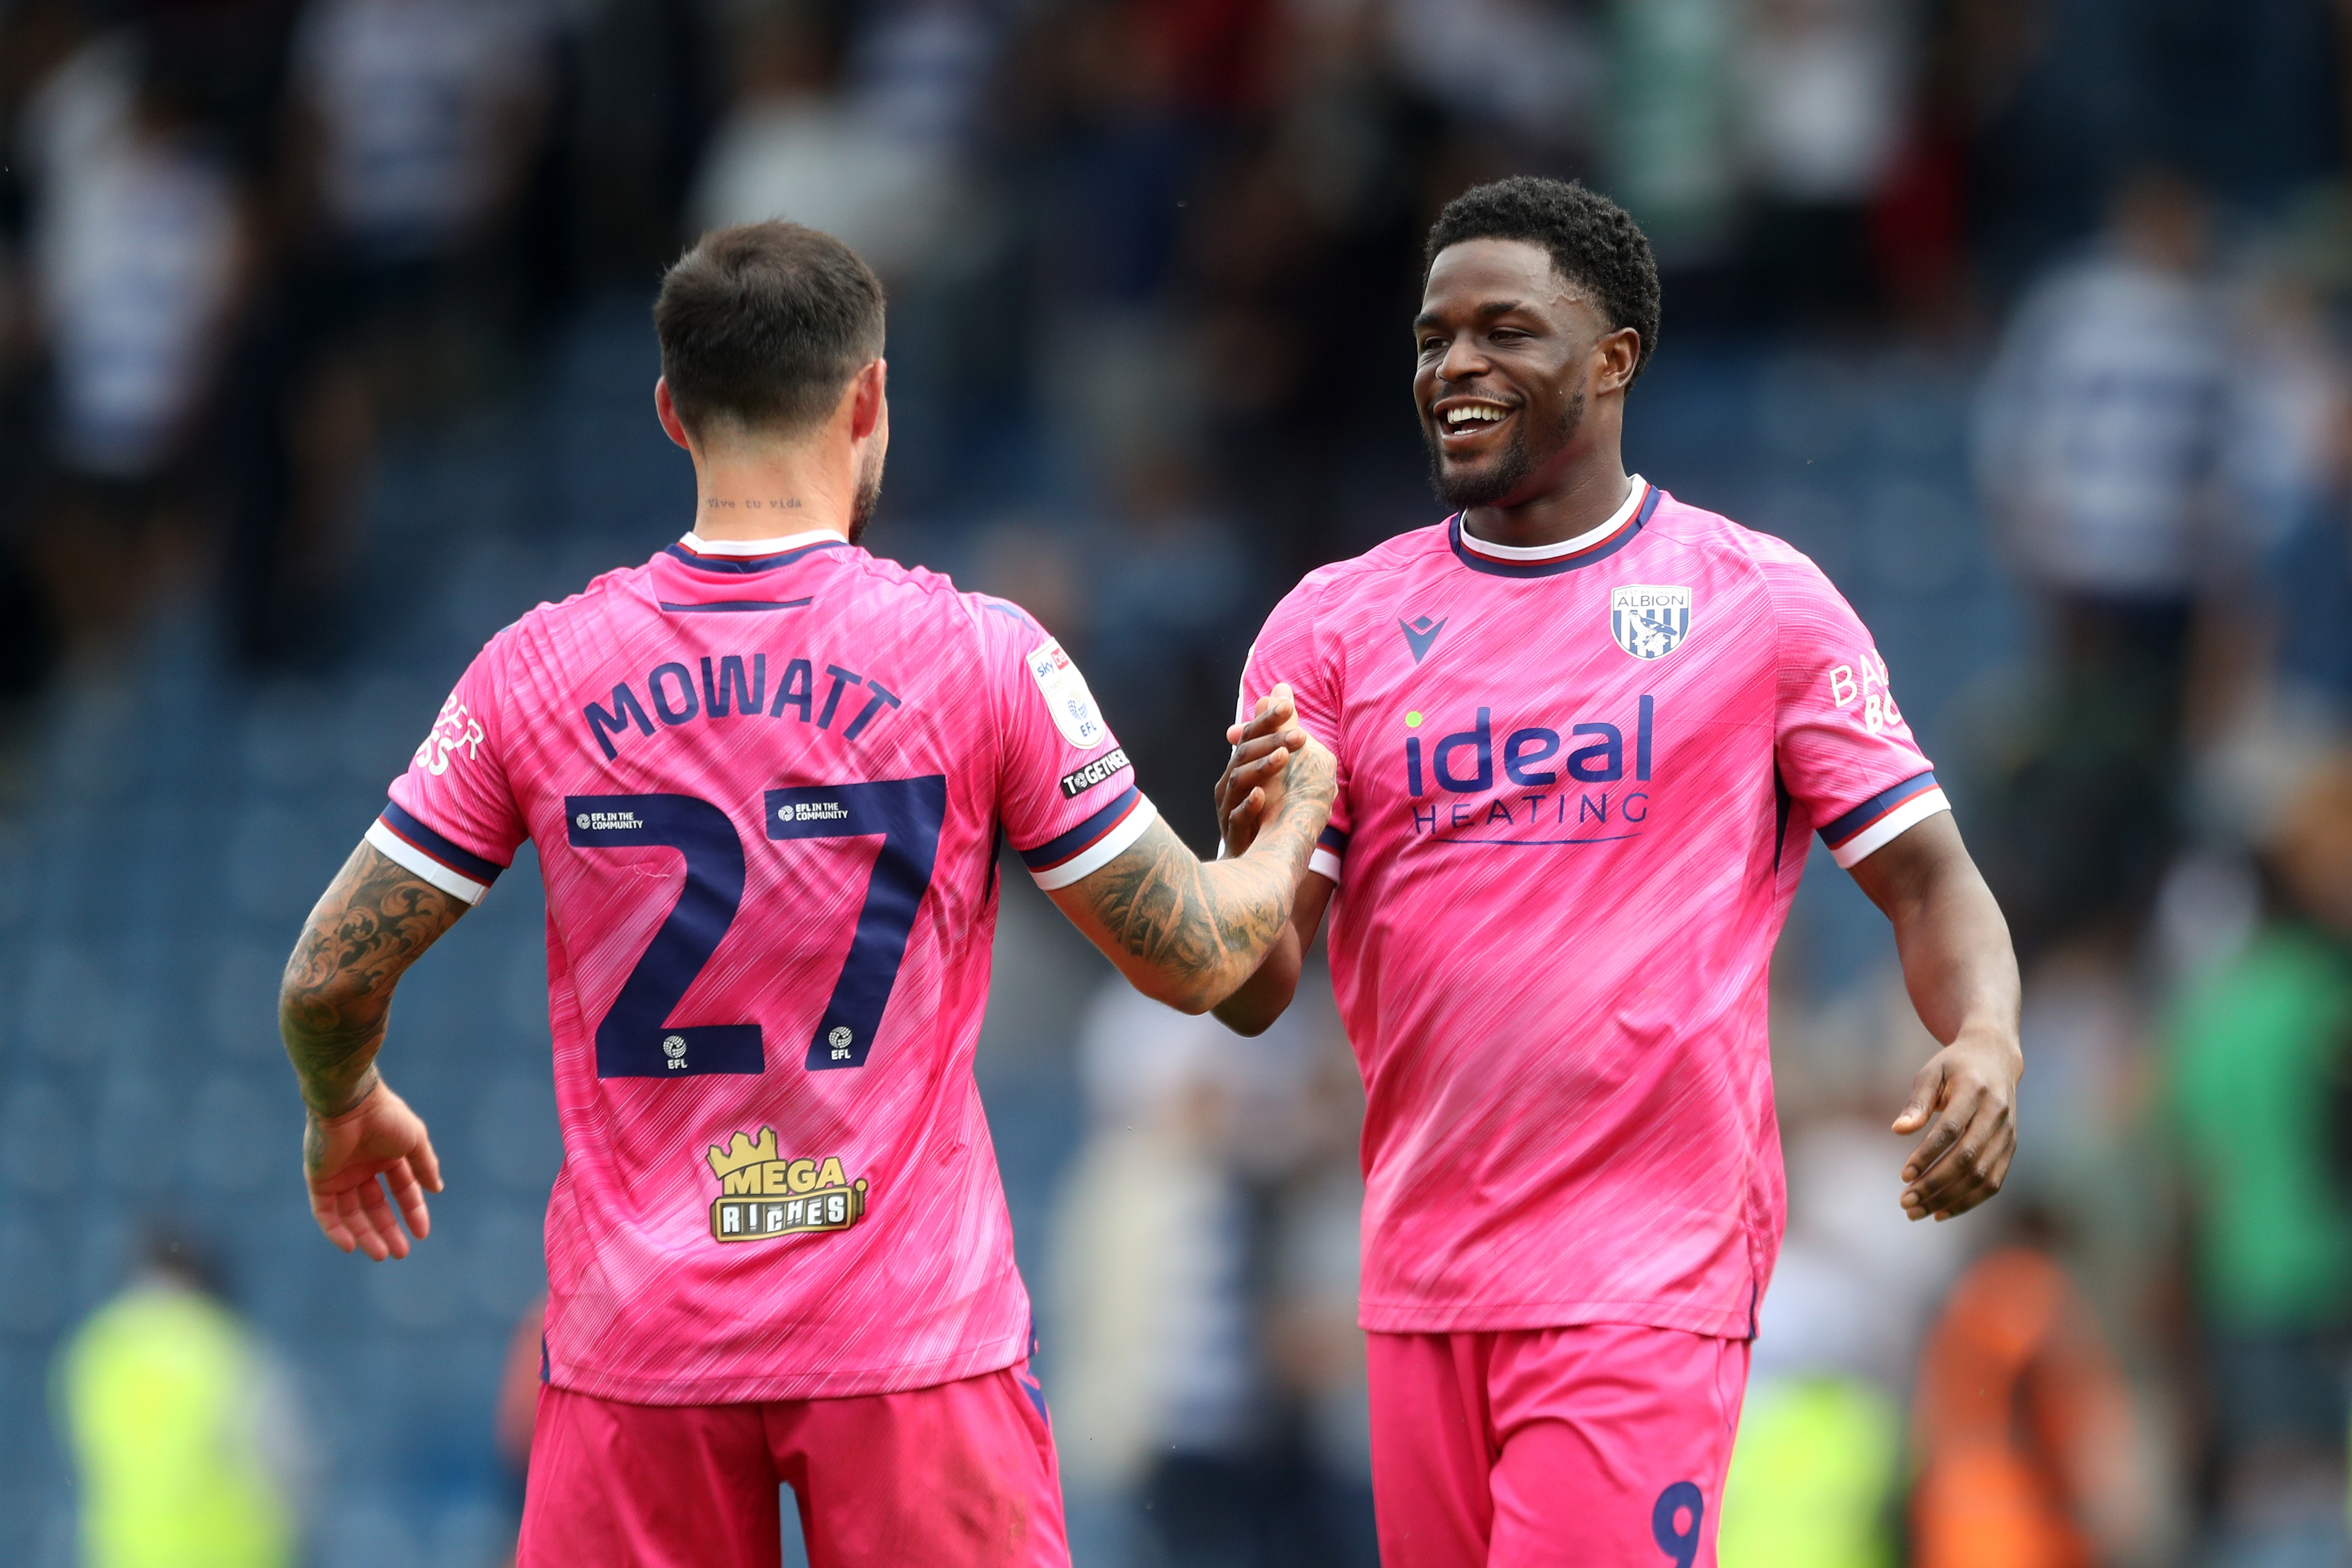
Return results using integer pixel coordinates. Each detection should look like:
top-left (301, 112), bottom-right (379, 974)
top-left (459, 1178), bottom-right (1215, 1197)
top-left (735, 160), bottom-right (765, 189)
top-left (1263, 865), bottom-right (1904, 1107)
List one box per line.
top-left (1049, 743), bottom-right (1338, 1014)
top-left (280, 841), bottom-right (468, 1115)
top-left (279, 840), bottom-right (464, 1259)
top-left (1846, 810), bottom-right (2023, 1221)
top-left (1210, 872), bottom-right (1333, 1036)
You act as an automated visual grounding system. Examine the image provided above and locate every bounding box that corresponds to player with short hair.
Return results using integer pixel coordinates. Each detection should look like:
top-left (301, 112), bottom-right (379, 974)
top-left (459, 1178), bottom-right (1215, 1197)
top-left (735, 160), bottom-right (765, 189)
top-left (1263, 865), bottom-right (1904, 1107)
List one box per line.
top-left (276, 219), bottom-right (1333, 1568)
top-left (1212, 176), bottom-right (2023, 1566)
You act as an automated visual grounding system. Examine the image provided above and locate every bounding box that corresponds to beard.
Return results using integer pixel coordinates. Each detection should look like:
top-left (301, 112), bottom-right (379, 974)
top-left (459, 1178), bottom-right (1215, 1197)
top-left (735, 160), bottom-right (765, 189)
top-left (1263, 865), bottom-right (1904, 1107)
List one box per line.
top-left (1426, 390), bottom-right (1583, 511)
top-left (847, 446), bottom-right (885, 546)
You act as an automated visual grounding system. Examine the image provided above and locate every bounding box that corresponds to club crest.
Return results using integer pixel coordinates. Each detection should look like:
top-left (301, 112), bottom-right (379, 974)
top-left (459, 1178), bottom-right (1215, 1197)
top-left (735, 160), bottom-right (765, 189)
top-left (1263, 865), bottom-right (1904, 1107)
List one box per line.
top-left (1609, 585), bottom-right (1693, 660)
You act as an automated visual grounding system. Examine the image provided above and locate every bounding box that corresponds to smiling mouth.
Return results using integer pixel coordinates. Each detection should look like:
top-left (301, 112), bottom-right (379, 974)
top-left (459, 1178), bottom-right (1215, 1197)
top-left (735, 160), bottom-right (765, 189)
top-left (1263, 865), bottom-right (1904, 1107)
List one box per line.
top-left (1436, 400), bottom-right (1514, 450)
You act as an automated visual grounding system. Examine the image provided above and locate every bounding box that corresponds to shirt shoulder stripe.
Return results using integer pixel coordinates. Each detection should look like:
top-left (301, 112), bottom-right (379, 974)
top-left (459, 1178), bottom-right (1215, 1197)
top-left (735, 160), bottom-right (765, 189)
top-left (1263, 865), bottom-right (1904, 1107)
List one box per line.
top-left (1818, 771), bottom-right (1950, 868)
top-left (1024, 791), bottom-right (1158, 890)
top-left (370, 802), bottom-right (507, 903)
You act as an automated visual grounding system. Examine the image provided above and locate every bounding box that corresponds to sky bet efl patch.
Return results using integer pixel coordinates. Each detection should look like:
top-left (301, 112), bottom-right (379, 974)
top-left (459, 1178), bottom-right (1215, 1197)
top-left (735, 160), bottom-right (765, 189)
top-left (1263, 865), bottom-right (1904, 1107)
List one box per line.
top-left (1026, 637), bottom-right (1109, 749)
top-left (706, 1127), bottom-right (868, 1242)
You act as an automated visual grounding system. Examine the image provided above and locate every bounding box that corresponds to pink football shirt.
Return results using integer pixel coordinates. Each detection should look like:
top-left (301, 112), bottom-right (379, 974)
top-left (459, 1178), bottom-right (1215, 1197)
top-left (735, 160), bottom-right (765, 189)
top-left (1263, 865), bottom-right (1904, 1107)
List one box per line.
top-left (368, 529), bottom-right (1156, 1403)
top-left (1242, 480), bottom-right (1946, 1339)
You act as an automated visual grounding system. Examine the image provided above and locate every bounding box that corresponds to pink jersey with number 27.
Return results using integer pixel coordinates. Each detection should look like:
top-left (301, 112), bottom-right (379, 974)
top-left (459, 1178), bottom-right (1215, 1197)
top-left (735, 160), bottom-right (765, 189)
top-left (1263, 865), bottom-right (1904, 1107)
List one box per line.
top-left (367, 529), bottom-right (1155, 1404)
top-left (1242, 480), bottom-right (1946, 1339)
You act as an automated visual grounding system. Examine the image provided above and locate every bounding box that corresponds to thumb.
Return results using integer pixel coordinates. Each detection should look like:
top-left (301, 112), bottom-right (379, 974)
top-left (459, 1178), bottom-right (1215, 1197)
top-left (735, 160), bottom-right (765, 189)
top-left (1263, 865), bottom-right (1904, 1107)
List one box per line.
top-left (1893, 1060), bottom-right (1943, 1133)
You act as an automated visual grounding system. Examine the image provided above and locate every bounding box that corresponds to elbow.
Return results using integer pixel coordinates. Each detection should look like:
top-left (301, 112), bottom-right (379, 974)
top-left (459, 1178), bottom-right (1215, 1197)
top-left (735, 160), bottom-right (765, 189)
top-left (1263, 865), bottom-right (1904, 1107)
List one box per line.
top-left (1159, 979), bottom-right (1225, 1017)
top-left (1213, 1004), bottom-right (1276, 1037)
top-left (1129, 968), bottom-right (1236, 1019)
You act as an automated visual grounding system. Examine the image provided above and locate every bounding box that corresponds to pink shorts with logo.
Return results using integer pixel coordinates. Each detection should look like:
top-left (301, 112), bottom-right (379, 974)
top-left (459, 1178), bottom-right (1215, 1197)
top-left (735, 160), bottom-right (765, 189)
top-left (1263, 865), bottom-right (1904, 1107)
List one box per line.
top-left (1367, 1324), bottom-right (1749, 1568)
top-left (517, 1362), bottom-right (1068, 1568)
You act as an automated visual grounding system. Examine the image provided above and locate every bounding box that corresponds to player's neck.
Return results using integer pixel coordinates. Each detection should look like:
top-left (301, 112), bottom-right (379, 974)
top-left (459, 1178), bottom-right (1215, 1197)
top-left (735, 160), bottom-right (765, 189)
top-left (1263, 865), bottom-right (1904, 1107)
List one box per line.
top-left (1460, 449), bottom-right (1633, 553)
top-left (689, 447), bottom-right (854, 543)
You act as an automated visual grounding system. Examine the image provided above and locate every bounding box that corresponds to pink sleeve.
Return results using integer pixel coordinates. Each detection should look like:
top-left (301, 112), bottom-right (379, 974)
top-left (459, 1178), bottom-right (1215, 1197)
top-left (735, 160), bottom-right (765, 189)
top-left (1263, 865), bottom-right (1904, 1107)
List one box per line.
top-left (1766, 554), bottom-right (1949, 868)
top-left (978, 599), bottom-right (1158, 890)
top-left (369, 632), bottom-right (529, 903)
top-left (1240, 574), bottom-right (1351, 883)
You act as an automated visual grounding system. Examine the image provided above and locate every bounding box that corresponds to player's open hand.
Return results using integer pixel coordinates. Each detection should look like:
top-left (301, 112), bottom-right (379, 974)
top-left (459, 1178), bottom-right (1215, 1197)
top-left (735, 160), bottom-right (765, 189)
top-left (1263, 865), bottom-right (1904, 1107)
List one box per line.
top-left (1216, 685), bottom-right (1310, 858)
top-left (304, 1078), bottom-right (444, 1260)
top-left (1893, 1025), bottom-right (2020, 1222)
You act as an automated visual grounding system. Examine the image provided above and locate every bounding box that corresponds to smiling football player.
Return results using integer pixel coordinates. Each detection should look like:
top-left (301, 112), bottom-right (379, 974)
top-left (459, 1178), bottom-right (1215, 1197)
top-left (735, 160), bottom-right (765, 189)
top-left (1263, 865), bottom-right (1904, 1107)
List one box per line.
top-left (1210, 176), bottom-right (2025, 1568)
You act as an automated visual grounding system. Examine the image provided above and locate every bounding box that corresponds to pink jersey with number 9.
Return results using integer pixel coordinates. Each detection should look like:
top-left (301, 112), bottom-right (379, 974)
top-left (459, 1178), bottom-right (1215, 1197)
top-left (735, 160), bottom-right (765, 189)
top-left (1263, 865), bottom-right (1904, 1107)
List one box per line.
top-left (367, 530), bottom-right (1155, 1404)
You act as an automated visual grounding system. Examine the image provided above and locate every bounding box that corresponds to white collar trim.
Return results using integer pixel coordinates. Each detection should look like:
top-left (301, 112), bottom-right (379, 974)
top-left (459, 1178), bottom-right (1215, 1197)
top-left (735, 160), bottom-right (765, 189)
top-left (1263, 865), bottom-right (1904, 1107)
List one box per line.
top-left (1457, 477), bottom-right (1648, 561)
top-left (679, 527), bottom-right (847, 556)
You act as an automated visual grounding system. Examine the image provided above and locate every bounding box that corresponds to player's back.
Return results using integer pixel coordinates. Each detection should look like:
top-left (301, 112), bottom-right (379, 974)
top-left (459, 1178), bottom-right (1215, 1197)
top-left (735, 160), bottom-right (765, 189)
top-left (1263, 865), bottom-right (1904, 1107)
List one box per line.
top-left (375, 528), bottom-right (1154, 1403)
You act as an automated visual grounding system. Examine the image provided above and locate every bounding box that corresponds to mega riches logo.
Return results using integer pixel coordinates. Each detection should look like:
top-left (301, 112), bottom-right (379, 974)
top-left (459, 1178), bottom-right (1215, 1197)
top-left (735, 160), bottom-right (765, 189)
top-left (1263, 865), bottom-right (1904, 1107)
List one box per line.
top-left (705, 1127), bottom-right (869, 1243)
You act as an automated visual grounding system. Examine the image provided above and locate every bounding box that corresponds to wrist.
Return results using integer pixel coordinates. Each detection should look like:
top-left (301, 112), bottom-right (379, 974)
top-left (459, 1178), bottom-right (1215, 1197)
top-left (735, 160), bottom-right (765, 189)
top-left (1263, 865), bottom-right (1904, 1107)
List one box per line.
top-left (1950, 1020), bottom-right (2022, 1074)
top-left (309, 1068), bottom-right (384, 1124)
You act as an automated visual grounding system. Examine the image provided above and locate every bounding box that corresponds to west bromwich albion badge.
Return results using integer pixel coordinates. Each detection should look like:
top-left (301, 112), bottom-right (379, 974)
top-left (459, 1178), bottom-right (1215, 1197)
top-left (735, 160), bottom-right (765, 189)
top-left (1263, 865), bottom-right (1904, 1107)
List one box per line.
top-left (1608, 585), bottom-right (1692, 660)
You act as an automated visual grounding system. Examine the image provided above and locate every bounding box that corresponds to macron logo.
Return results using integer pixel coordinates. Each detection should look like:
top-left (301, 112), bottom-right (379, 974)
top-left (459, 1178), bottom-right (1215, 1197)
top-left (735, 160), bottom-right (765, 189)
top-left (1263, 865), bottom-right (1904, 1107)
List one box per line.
top-left (1400, 615), bottom-right (1448, 664)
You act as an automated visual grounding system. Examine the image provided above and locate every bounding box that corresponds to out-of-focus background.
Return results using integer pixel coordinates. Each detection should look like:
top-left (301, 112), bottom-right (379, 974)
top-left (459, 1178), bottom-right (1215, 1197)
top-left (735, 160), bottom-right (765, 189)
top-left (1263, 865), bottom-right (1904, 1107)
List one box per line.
top-left (2, 0), bottom-right (2351, 1564)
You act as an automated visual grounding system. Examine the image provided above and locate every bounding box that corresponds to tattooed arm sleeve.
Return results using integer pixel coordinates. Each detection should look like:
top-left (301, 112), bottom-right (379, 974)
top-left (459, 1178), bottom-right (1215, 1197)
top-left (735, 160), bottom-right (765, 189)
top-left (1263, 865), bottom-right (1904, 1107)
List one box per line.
top-left (1048, 742), bottom-right (1337, 1014)
top-left (279, 839), bottom-right (469, 1116)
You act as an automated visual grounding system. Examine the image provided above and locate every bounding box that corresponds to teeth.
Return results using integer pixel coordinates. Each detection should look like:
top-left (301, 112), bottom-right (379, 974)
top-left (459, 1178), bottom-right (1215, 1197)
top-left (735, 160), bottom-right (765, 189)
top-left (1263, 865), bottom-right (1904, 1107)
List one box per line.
top-left (1446, 404), bottom-right (1508, 426)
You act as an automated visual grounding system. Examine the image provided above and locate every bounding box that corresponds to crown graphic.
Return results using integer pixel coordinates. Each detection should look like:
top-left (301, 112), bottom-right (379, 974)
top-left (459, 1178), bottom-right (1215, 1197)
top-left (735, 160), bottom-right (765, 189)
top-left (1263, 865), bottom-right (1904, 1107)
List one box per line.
top-left (707, 1126), bottom-right (780, 1180)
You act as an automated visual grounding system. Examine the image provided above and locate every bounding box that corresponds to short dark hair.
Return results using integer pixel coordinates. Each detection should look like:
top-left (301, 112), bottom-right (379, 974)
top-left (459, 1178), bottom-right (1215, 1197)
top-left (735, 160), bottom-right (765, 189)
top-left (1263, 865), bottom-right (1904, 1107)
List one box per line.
top-left (1423, 177), bottom-right (1660, 384)
top-left (654, 221), bottom-right (886, 437)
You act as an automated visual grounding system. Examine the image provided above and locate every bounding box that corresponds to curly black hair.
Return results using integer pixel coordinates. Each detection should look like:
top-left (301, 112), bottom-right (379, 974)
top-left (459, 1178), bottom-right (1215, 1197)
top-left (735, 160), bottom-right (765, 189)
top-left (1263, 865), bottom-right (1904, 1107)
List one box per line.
top-left (1424, 177), bottom-right (1661, 385)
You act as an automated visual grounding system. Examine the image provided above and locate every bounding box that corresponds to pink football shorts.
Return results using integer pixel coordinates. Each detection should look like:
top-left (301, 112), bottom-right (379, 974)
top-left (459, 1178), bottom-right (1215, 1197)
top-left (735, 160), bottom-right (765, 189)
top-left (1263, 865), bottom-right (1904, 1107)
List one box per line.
top-left (1367, 1323), bottom-right (1749, 1568)
top-left (517, 1361), bottom-right (1069, 1568)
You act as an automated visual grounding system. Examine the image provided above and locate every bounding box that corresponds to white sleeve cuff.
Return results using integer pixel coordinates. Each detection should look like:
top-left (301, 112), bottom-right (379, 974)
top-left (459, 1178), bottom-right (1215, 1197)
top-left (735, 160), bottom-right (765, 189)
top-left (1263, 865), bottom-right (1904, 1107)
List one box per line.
top-left (1829, 789), bottom-right (1952, 868)
top-left (1029, 794), bottom-right (1160, 890)
top-left (1308, 847), bottom-right (1344, 884)
top-left (365, 819), bottom-right (492, 903)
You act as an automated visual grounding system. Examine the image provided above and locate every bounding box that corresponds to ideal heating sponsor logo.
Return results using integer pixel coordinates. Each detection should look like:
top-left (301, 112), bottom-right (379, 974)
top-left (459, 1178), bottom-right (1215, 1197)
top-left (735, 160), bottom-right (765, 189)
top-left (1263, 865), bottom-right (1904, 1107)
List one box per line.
top-left (705, 1127), bottom-right (869, 1243)
top-left (1400, 696), bottom-right (1657, 845)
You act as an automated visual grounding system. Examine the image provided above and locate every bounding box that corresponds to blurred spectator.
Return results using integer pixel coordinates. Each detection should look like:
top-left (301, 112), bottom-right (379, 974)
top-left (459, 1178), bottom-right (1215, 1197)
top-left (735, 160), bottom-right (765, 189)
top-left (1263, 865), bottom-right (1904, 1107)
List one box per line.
top-left (1731, 0), bottom-right (1917, 322)
top-left (1384, 0), bottom-right (1597, 159)
top-left (1606, 0), bottom-right (1737, 258)
top-left (691, 1), bottom-right (963, 284)
top-left (1971, 168), bottom-right (2239, 954)
top-left (53, 1227), bottom-right (308, 1568)
top-left (2165, 752), bottom-right (2352, 1565)
top-left (285, 0), bottom-right (551, 406)
top-left (1910, 1220), bottom-right (2160, 1568)
top-left (1720, 1108), bottom-right (1960, 1568)
top-left (1717, 1374), bottom-right (1899, 1568)
top-left (1976, 167), bottom-right (2238, 614)
top-left (20, 30), bottom-right (254, 647)
top-left (1051, 969), bottom-right (1371, 1567)
top-left (289, 0), bottom-right (549, 277)
top-left (495, 1295), bottom-right (546, 1563)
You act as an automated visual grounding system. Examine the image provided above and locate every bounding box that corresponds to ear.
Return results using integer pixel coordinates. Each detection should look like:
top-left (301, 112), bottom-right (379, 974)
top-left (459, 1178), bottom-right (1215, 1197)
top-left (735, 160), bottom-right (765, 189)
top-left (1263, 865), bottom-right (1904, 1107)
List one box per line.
top-left (1593, 327), bottom-right (1641, 397)
top-left (655, 377), bottom-right (693, 451)
top-left (847, 359), bottom-right (887, 441)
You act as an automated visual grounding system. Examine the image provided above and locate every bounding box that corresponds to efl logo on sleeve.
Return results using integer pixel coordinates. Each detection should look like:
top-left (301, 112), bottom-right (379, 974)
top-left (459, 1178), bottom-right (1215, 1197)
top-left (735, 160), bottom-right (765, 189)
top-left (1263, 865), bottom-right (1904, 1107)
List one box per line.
top-left (1059, 747), bottom-right (1132, 798)
top-left (1026, 637), bottom-right (1110, 750)
top-left (706, 1127), bottom-right (869, 1242)
top-left (1608, 586), bottom-right (1693, 660)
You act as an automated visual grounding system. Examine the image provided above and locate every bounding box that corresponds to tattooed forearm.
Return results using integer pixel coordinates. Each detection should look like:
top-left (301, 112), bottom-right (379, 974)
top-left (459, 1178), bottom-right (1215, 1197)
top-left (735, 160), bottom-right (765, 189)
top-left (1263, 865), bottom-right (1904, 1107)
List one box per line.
top-left (1062, 746), bottom-right (1336, 1012)
top-left (280, 841), bottom-right (467, 1117)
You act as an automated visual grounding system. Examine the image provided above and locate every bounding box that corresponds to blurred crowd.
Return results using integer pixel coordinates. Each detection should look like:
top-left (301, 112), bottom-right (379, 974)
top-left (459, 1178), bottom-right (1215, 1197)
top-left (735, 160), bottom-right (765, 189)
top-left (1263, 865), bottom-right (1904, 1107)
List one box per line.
top-left (6, 0), bottom-right (2352, 1565)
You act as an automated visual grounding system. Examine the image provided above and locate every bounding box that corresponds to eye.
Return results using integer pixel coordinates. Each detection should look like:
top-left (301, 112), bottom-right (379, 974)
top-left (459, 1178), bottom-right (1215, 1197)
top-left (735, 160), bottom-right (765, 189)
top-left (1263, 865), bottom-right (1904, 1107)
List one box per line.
top-left (1489, 328), bottom-right (1528, 343)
